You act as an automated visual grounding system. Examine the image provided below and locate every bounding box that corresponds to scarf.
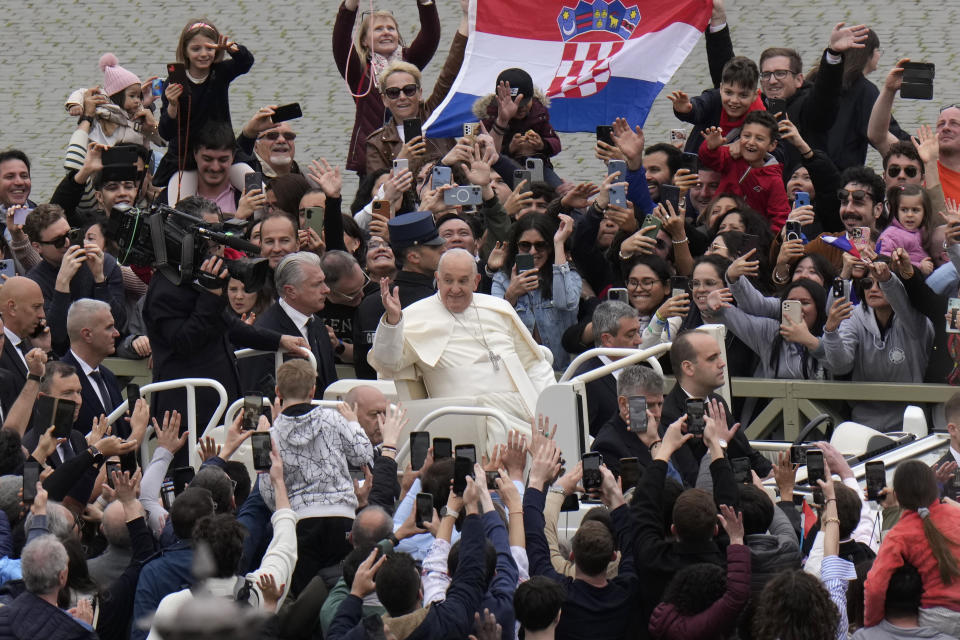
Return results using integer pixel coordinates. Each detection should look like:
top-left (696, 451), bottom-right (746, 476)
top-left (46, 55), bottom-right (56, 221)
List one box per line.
top-left (370, 47), bottom-right (403, 87)
top-left (719, 89), bottom-right (767, 137)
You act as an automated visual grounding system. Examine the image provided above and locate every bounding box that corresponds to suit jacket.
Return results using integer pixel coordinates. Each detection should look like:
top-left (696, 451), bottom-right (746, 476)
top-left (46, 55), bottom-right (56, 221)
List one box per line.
top-left (591, 414), bottom-right (652, 476)
top-left (249, 302), bottom-right (338, 398)
top-left (60, 351), bottom-right (127, 437)
top-left (659, 384), bottom-right (772, 487)
top-left (22, 425), bottom-right (88, 470)
top-left (575, 357), bottom-right (618, 437)
top-left (0, 338), bottom-right (27, 394)
top-left (0, 369), bottom-right (18, 424)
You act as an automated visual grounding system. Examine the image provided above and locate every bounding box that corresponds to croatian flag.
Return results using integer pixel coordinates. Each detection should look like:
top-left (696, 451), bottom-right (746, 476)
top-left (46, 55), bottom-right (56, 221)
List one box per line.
top-left (424, 0), bottom-right (712, 136)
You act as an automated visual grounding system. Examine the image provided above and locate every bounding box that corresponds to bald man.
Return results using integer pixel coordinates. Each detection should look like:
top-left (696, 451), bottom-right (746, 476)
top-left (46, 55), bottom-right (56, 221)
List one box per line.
top-left (370, 249), bottom-right (554, 449)
top-left (342, 385), bottom-right (400, 509)
top-left (88, 499), bottom-right (131, 586)
top-left (0, 276), bottom-right (47, 391)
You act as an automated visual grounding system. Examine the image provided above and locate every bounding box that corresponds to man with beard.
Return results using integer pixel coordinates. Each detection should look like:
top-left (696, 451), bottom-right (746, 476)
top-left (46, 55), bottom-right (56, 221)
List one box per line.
top-left (161, 123), bottom-right (241, 214)
top-left (237, 105), bottom-right (302, 181)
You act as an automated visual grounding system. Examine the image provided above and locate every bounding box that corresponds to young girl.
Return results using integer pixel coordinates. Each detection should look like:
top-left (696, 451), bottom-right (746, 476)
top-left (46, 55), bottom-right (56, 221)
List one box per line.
top-left (878, 184), bottom-right (934, 274)
top-left (156, 20), bottom-right (254, 196)
top-left (89, 54), bottom-right (163, 147)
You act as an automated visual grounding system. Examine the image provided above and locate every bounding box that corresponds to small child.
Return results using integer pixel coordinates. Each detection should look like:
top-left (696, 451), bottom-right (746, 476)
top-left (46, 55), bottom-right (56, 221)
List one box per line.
top-left (878, 184), bottom-right (934, 274)
top-left (670, 56), bottom-right (766, 154)
top-left (698, 110), bottom-right (791, 232)
top-left (90, 54), bottom-right (164, 147)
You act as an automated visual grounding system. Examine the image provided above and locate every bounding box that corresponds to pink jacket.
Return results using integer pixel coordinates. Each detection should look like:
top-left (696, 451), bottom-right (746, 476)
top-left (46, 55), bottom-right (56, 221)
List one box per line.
top-left (877, 218), bottom-right (930, 265)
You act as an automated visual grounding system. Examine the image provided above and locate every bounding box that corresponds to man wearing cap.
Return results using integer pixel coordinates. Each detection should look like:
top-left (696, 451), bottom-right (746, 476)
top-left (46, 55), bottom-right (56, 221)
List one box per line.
top-left (370, 247), bottom-right (554, 450)
top-left (473, 68), bottom-right (562, 187)
top-left (353, 211), bottom-right (445, 379)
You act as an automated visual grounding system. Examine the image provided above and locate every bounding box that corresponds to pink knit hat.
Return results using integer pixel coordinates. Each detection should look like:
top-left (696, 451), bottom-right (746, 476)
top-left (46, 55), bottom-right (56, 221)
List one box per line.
top-left (99, 53), bottom-right (141, 97)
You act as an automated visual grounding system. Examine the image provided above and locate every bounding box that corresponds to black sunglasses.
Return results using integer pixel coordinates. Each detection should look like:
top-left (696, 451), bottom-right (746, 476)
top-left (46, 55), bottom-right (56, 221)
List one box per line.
top-left (37, 233), bottom-right (72, 249)
top-left (258, 131), bottom-right (296, 141)
top-left (837, 188), bottom-right (871, 204)
top-left (858, 277), bottom-right (878, 290)
top-left (383, 83), bottom-right (419, 100)
top-left (887, 165), bottom-right (919, 179)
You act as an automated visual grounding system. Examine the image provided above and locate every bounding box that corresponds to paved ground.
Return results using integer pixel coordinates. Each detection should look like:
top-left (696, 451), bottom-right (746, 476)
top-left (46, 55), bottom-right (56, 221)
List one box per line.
top-left (3, 0), bottom-right (958, 199)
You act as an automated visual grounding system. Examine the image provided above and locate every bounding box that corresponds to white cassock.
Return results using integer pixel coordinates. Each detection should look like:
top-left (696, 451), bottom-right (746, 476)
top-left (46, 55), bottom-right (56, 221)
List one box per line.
top-left (369, 293), bottom-right (556, 448)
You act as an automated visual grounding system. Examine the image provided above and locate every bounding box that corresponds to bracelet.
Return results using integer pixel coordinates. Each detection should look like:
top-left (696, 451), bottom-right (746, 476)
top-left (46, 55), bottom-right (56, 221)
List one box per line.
top-left (618, 250), bottom-right (633, 260)
top-left (491, 122), bottom-right (508, 135)
top-left (381, 445), bottom-right (397, 452)
top-left (654, 311), bottom-right (667, 323)
top-left (509, 510), bottom-right (524, 516)
top-left (821, 517), bottom-right (840, 526)
top-left (671, 237), bottom-right (689, 245)
top-left (648, 440), bottom-right (662, 451)
top-left (77, 115), bottom-right (94, 127)
top-left (825, 498), bottom-right (837, 504)
top-left (549, 486), bottom-right (566, 497)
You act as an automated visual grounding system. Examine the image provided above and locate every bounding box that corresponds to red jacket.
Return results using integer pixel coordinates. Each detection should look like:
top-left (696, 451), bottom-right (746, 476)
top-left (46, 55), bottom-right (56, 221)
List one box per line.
top-left (648, 544), bottom-right (751, 640)
top-left (698, 140), bottom-right (791, 232)
top-left (864, 501), bottom-right (960, 626)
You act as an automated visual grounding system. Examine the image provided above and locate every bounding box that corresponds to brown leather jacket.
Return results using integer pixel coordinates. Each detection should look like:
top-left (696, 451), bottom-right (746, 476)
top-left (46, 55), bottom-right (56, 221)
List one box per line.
top-left (364, 31), bottom-right (467, 176)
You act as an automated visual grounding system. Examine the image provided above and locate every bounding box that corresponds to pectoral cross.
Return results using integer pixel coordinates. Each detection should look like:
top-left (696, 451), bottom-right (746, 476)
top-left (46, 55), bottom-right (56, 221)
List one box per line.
top-left (489, 350), bottom-right (502, 372)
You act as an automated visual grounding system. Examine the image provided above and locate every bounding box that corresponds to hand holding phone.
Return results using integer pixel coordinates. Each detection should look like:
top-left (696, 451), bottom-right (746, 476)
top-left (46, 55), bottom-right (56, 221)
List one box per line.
top-left (685, 399), bottom-right (706, 436)
top-left (410, 431), bottom-right (430, 471)
top-left (251, 432), bottom-right (273, 471)
top-left (581, 452), bottom-right (602, 491)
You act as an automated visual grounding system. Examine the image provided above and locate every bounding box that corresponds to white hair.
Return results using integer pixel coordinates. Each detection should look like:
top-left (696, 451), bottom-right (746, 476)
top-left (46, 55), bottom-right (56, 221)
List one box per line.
top-left (275, 251), bottom-right (322, 294)
top-left (437, 247), bottom-right (478, 276)
top-left (66, 298), bottom-right (112, 341)
top-left (21, 534), bottom-right (68, 595)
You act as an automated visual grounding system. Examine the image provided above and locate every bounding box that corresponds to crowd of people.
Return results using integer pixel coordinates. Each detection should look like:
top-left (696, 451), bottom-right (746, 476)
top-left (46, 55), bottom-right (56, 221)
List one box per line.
top-left (2, 0), bottom-right (960, 638)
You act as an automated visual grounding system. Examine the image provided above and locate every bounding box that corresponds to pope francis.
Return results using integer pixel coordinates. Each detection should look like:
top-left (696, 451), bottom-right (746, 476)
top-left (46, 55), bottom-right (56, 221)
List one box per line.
top-left (370, 248), bottom-right (556, 446)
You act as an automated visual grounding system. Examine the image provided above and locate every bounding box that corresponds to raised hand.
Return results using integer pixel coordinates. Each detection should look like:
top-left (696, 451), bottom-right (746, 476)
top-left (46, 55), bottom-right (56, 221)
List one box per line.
top-left (668, 90), bottom-right (693, 114)
top-left (338, 401), bottom-right (359, 424)
top-left (380, 277), bottom-right (402, 325)
top-left (308, 158), bottom-right (343, 198)
top-left (155, 410), bottom-right (187, 453)
top-left (705, 287), bottom-right (734, 312)
top-left (257, 573), bottom-right (285, 612)
top-left (828, 22), bottom-right (870, 53)
top-left (718, 504), bottom-right (744, 545)
top-left (611, 117), bottom-right (645, 170)
top-left (495, 81), bottom-right (521, 125)
top-left (726, 247), bottom-right (759, 282)
top-left (913, 124), bottom-right (939, 164)
top-left (825, 297), bottom-right (853, 331)
top-left (702, 126), bottom-right (725, 150)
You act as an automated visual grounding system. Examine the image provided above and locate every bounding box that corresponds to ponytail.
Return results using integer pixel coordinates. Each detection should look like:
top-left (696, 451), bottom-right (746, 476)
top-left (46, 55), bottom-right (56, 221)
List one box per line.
top-left (919, 509), bottom-right (960, 584)
top-left (895, 461), bottom-right (960, 584)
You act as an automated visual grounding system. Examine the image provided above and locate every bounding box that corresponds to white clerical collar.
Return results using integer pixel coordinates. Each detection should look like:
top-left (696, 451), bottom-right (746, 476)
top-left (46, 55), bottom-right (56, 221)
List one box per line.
top-left (279, 298), bottom-right (311, 333)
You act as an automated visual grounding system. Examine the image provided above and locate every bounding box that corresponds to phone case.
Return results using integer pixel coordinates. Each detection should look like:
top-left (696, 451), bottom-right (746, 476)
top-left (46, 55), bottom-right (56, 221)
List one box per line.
top-left (781, 300), bottom-right (802, 325)
top-left (947, 298), bottom-right (960, 334)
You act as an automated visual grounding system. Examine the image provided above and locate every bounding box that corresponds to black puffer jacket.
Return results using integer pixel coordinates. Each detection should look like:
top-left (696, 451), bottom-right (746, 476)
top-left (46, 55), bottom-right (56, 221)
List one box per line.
top-left (0, 592), bottom-right (98, 640)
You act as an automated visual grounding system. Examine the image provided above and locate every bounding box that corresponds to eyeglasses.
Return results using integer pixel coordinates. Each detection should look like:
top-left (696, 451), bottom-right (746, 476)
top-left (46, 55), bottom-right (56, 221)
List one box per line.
top-left (258, 131), bottom-right (296, 142)
top-left (383, 83), bottom-right (419, 100)
top-left (887, 164), bottom-right (919, 179)
top-left (858, 277), bottom-right (879, 290)
top-left (368, 238), bottom-right (390, 249)
top-left (37, 232), bottom-right (74, 249)
top-left (627, 278), bottom-right (661, 290)
top-left (760, 69), bottom-right (796, 81)
top-left (329, 271), bottom-right (371, 301)
top-left (517, 241), bottom-right (548, 253)
top-left (691, 279), bottom-right (722, 289)
top-left (837, 188), bottom-right (872, 204)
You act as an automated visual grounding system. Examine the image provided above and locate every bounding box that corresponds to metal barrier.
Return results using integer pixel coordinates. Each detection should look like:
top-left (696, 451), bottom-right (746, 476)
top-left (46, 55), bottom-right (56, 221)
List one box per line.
top-left (234, 346), bottom-right (318, 373)
top-left (105, 378), bottom-right (229, 469)
top-left (215, 397), bottom-right (340, 437)
top-left (395, 406), bottom-right (514, 464)
top-left (560, 346), bottom-right (664, 382)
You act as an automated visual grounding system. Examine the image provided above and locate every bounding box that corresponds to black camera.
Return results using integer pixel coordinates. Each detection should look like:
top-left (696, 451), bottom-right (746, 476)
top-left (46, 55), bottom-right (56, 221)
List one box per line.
top-left (106, 202), bottom-right (269, 291)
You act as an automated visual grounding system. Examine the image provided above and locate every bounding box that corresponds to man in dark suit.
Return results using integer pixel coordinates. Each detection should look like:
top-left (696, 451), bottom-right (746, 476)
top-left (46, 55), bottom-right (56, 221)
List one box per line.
top-left (61, 298), bottom-right (126, 436)
top-left (591, 365), bottom-right (682, 485)
top-left (21, 362), bottom-right (90, 469)
top-left (0, 276), bottom-right (46, 393)
top-left (572, 300), bottom-right (642, 436)
top-left (250, 251), bottom-right (338, 398)
top-left (660, 329), bottom-right (772, 486)
top-left (354, 211), bottom-right (446, 379)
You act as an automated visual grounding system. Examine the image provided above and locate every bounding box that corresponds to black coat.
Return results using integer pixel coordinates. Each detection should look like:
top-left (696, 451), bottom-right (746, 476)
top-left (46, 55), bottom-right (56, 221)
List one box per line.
top-left (60, 351), bottom-right (127, 437)
top-left (591, 414), bottom-right (654, 476)
top-left (659, 384), bottom-right (772, 487)
top-left (0, 592), bottom-right (97, 640)
top-left (0, 369), bottom-right (18, 424)
top-left (248, 302), bottom-right (338, 398)
top-left (353, 270), bottom-right (436, 379)
top-left (0, 337), bottom-right (27, 394)
top-left (574, 357), bottom-right (618, 437)
top-left (144, 273), bottom-right (281, 432)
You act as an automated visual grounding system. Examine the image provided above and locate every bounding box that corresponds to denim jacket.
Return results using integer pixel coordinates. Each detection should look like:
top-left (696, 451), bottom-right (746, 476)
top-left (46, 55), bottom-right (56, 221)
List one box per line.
top-left (492, 263), bottom-right (581, 370)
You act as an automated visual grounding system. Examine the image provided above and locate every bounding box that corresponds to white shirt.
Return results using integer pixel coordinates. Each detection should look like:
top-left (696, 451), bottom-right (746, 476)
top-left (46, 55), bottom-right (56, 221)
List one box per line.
top-left (3, 326), bottom-right (27, 369)
top-left (950, 446), bottom-right (960, 466)
top-left (598, 355), bottom-right (623, 380)
top-left (279, 298), bottom-right (311, 341)
top-left (70, 350), bottom-right (107, 410)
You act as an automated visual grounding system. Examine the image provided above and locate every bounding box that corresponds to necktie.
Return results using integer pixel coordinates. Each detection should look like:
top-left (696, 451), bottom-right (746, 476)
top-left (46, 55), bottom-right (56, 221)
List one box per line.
top-left (16, 341), bottom-right (29, 354)
top-left (89, 369), bottom-right (112, 412)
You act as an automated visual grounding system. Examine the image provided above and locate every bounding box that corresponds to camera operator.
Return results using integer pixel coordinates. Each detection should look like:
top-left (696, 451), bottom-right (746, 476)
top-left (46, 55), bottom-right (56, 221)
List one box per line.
top-left (144, 253), bottom-right (306, 458)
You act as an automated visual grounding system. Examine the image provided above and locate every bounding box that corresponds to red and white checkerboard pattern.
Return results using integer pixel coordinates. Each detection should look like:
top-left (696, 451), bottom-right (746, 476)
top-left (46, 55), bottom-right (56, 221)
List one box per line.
top-left (547, 40), bottom-right (624, 98)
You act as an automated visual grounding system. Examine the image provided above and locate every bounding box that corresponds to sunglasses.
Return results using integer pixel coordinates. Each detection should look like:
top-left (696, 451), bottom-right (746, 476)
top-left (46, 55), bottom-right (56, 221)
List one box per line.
top-left (37, 232), bottom-right (73, 249)
top-left (858, 277), bottom-right (879, 290)
top-left (517, 241), bottom-right (549, 252)
top-left (837, 188), bottom-right (871, 204)
top-left (887, 165), bottom-right (919, 179)
top-left (383, 83), bottom-right (419, 100)
top-left (259, 131), bottom-right (296, 142)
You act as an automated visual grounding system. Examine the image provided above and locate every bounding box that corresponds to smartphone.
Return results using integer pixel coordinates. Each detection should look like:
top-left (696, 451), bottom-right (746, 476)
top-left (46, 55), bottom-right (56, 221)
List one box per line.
top-left (410, 431), bottom-right (430, 471)
top-left (607, 159), bottom-right (627, 178)
top-left (126, 383), bottom-right (140, 406)
top-left (35, 395), bottom-right (56, 435)
top-left (371, 199), bottom-right (391, 219)
top-left (790, 444), bottom-right (807, 465)
top-left (670, 275), bottom-right (689, 299)
top-left (375, 538), bottom-right (394, 560)
top-left (642, 214), bottom-right (663, 239)
top-left (793, 191), bottom-right (810, 209)
top-left (669, 128), bottom-right (687, 147)
top-left (462, 122), bottom-right (480, 138)
top-left (453, 456), bottom-right (473, 495)
top-left (596, 125), bottom-right (614, 146)
top-left (431, 165), bottom-right (452, 187)
top-left (785, 220), bottom-right (802, 242)
top-left (900, 62), bottom-right (935, 100)
top-left (609, 184), bottom-right (627, 208)
top-left (619, 458), bottom-right (640, 493)
top-left (681, 152), bottom-right (699, 173)
top-left (22, 461), bottom-right (39, 502)
top-left (242, 392), bottom-right (261, 431)
top-left (271, 102), bottom-right (303, 123)
top-left (304, 206), bottom-right (324, 234)
top-left (627, 396), bottom-right (647, 433)
top-left (581, 452), bottom-right (602, 490)
top-left (455, 444), bottom-right (477, 465)
top-left (865, 460), bottom-right (886, 501)
top-left (660, 184), bottom-right (681, 211)
top-left (525, 158), bottom-right (544, 183)
top-left (685, 398), bottom-right (706, 436)
top-left (805, 449), bottom-right (825, 486)
top-left (443, 185), bottom-right (483, 206)
top-left (106, 461), bottom-right (122, 489)
top-left (173, 466), bottom-right (195, 495)
top-left (731, 457), bottom-right (751, 484)
top-left (766, 97), bottom-right (787, 119)
top-left (403, 118), bottom-right (422, 143)
top-left (513, 168), bottom-right (533, 188)
top-left (53, 399), bottom-right (76, 439)
top-left (607, 287), bottom-right (628, 303)
top-left (251, 432), bottom-right (272, 471)
top-left (166, 62), bottom-right (187, 85)
top-left (832, 277), bottom-right (848, 301)
top-left (0, 259), bottom-right (14, 279)
top-left (485, 470), bottom-right (500, 488)
top-left (244, 172), bottom-right (264, 195)
top-left (415, 492), bottom-right (433, 528)
top-left (947, 298), bottom-right (960, 334)
top-left (392, 158), bottom-right (408, 175)
top-left (781, 300), bottom-right (802, 325)
top-left (432, 437), bottom-right (452, 460)
top-left (161, 478), bottom-right (176, 510)
top-left (11, 207), bottom-right (29, 226)
top-left (850, 226), bottom-right (871, 252)
top-left (150, 77), bottom-right (163, 97)
top-left (515, 253), bottom-right (535, 272)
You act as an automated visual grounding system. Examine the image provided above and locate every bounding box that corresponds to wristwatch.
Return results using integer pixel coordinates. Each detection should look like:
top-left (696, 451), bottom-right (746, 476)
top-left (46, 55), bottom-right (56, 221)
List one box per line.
top-left (27, 373), bottom-right (43, 383)
top-left (87, 445), bottom-right (105, 466)
top-left (439, 506), bottom-right (460, 520)
top-left (77, 115), bottom-right (95, 127)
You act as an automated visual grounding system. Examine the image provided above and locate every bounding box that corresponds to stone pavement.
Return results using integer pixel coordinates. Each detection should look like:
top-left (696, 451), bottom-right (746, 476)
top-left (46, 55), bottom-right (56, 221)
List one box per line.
top-left (1, 0), bottom-right (958, 199)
